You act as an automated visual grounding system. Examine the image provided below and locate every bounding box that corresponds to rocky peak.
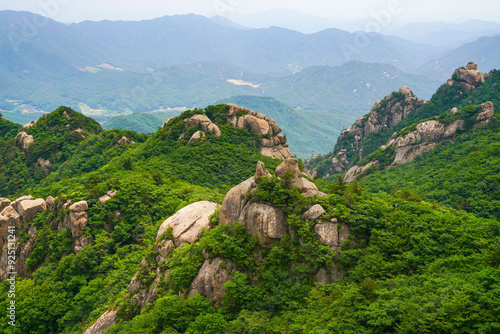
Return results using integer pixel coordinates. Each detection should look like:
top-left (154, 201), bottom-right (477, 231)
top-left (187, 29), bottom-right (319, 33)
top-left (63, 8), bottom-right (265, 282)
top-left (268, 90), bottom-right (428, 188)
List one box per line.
top-left (15, 107), bottom-right (102, 155)
top-left (447, 62), bottom-right (486, 93)
top-left (344, 101), bottom-right (496, 183)
top-left (85, 159), bottom-right (350, 332)
top-left (328, 86), bottom-right (425, 175)
top-left (0, 194), bottom-right (95, 279)
top-left (219, 159), bottom-right (324, 243)
top-left (166, 104), bottom-right (291, 160)
top-left (226, 104), bottom-right (290, 159)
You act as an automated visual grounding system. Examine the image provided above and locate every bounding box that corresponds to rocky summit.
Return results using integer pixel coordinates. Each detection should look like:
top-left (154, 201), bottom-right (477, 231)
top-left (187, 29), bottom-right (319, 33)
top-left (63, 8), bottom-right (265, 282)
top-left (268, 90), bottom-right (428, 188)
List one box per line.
top-left (163, 103), bottom-right (291, 160)
top-left (330, 86), bottom-right (426, 174)
top-left (344, 100), bottom-right (495, 183)
top-left (306, 62), bottom-right (492, 179)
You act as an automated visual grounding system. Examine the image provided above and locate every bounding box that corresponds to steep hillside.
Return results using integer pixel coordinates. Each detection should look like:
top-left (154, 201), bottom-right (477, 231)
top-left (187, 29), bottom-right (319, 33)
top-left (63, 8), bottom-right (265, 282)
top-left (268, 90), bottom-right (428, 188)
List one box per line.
top-left (344, 101), bottom-right (495, 182)
top-left (0, 100), bottom-right (499, 333)
top-left (307, 64), bottom-right (500, 221)
top-left (361, 113), bottom-right (500, 220)
top-left (0, 104), bottom-right (293, 197)
top-left (306, 62), bottom-right (491, 177)
top-left (355, 70), bottom-right (500, 220)
top-left (0, 107), bottom-right (104, 195)
top-left (1, 157), bottom-right (498, 333)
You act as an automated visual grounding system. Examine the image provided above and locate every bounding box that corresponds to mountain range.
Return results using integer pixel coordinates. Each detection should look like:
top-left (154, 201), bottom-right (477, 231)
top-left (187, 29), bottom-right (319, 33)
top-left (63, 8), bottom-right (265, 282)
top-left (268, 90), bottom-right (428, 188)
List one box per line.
top-left (1, 10), bottom-right (500, 158)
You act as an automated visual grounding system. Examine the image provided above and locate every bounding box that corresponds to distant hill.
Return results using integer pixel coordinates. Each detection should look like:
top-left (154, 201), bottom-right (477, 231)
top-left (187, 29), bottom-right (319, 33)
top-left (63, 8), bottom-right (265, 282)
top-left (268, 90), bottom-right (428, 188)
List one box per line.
top-left (70, 13), bottom-right (441, 74)
top-left (264, 61), bottom-right (439, 111)
top-left (394, 20), bottom-right (500, 47)
top-left (419, 35), bottom-right (500, 81)
top-left (216, 96), bottom-right (357, 157)
top-left (1, 59), bottom-right (439, 114)
top-left (0, 10), bottom-right (445, 113)
top-left (102, 112), bottom-right (180, 134)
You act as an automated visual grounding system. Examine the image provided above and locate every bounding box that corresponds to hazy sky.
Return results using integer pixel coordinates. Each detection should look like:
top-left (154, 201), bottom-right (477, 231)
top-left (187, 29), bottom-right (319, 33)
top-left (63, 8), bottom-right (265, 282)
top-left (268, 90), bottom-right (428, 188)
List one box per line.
top-left (0, 0), bottom-right (499, 23)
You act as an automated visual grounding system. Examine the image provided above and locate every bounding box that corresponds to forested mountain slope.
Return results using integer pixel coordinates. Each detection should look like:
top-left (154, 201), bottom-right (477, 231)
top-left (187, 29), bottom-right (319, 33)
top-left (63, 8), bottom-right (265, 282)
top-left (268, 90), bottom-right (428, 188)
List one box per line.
top-left (306, 62), bottom-right (494, 176)
top-left (0, 72), bottom-right (498, 333)
top-left (306, 62), bottom-right (500, 222)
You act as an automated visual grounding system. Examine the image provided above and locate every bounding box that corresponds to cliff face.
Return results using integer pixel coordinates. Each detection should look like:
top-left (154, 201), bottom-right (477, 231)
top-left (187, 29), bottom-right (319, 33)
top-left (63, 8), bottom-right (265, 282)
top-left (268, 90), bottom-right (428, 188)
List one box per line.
top-left (330, 86), bottom-right (425, 174)
top-left (344, 101), bottom-right (495, 183)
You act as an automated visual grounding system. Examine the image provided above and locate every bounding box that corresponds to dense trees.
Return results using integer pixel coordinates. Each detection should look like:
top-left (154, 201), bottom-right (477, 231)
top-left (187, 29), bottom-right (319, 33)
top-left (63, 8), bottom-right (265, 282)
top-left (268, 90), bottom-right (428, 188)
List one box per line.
top-left (0, 97), bottom-right (499, 333)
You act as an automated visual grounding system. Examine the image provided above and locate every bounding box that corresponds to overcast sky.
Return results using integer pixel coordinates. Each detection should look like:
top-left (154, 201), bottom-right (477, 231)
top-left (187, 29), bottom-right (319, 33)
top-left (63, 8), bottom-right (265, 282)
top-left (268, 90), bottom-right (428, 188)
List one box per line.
top-left (0, 0), bottom-right (499, 23)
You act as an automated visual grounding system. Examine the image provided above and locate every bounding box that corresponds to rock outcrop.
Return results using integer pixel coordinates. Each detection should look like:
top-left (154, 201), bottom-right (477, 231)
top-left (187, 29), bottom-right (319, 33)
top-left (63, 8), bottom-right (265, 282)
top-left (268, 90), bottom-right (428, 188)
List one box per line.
top-left (274, 158), bottom-right (319, 194)
top-left (0, 196), bottom-right (50, 278)
top-left (0, 198), bottom-right (11, 211)
top-left (219, 177), bottom-right (257, 227)
top-left (328, 86), bottom-right (425, 174)
top-left (187, 130), bottom-right (206, 146)
top-left (98, 190), bottom-right (117, 204)
top-left (255, 161), bottom-right (272, 178)
top-left (67, 201), bottom-right (90, 253)
top-left (297, 204), bottom-right (351, 284)
top-left (90, 201), bottom-right (221, 328)
top-left (0, 195), bottom-right (98, 314)
top-left (219, 159), bottom-right (319, 244)
top-left (344, 161), bottom-right (380, 183)
top-left (188, 257), bottom-right (235, 302)
top-left (344, 101), bottom-right (495, 182)
top-left (16, 131), bottom-right (34, 151)
top-left (87, 160), bottom-right (351, 331)
top-left (161, 117), bottom-right (174, 129)
top-left (157, 201), bottom-right (220, 247)
top-left (303, 204), bottom-right (326, 222)
top-left (218, 174), bottom-right (288, 245)
top-left (447, 62), bottom-right (486, 93)
top-left (226, 105), bottom-right (291, 159)
top-left (475, 101), bottom-right (495, 127)
top-left (36, 157), bottom-right (51, 175)
top-left (186, 114), bottom-right (222, 137)
top-left (166, 104), bottom-right (291, 159)
top-left (309, 63), bottom-right (490, 179)
top-left (83, 310), bottom-right (117, 334)
top-left (117, 136), bottom-right (135, 145)
top-left (17, 198), bottom-right (47, 223)
top-left (237, 202), bottom-right (287, 244)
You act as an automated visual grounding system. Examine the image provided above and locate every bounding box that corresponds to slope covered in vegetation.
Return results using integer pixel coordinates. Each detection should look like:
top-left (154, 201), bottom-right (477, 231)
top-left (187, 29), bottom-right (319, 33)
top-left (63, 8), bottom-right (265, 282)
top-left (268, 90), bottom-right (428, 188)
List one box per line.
top-left (0, 91), bottom-right (498, 334)
top-left (342, 70), bottom-right (500, 220)
top-left (306, 64), bottom-right (497, 177)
